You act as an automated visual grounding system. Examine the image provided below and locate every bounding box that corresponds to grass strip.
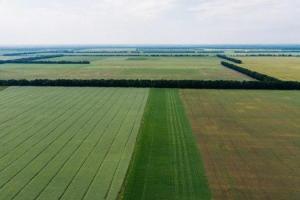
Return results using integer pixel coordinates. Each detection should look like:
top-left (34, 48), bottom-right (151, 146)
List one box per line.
top-left (120, 88), bottom-right (211, 200)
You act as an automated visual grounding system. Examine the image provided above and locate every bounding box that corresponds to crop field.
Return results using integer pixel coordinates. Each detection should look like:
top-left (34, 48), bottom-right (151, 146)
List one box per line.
top-left (238, 56), bottom-right (300, 81)
top-left (181, 90), bottom-right (300, 200)
top-left (121, 89), bottom-right (211, 200)
top-left (0, 56), bottom-right (253, 80)
top-left (1, 45), bottom-right (300, 200)
top-left (0, 87), bottom-right (148, 200)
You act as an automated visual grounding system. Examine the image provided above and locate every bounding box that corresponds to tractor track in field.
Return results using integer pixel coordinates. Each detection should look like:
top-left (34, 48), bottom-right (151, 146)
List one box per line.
top-left (0, 87), bottom-right (149, 200)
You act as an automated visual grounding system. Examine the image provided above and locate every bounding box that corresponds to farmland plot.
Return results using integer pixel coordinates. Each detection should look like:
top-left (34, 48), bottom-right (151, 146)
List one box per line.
top-left (181, 90), bottom-right (300, 200)
top-left (121, 89), bottom-right (211, 200)
top-left (0, 56), bottom-right (253, 80)
top-left (238, 56), bottom-right (300, 81)
top-left (0, 87), bottom-right (148, 200)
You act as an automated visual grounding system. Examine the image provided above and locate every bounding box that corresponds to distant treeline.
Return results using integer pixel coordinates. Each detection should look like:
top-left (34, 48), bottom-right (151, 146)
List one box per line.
top-left (3, 50), bottom-right (224, 56)
top-left (234, 50), bottom-right (300, 53)
top-left (0, 79), bottom-right (300, 90)
top-left (217, 55), bottom-right (242, 64)
top-left (231, 54), bottom-right (300, 57)
top-left (75, 51), bottom-right (139, 54)
top-left (0, 55), bottom-right (90, 64)
top-left (64, 54), bottom-right (212, 57)
top-left (3, 51), bottom-right (74, 56)
top-left (8, 61), bottom-right (90, 64)
top-left (141, 51), bottom-right (196, 53)
top-left (221, 61), bottom-right (280, 82)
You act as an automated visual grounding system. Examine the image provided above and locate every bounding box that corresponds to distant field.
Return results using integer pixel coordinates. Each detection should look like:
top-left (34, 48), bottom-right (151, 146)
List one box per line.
top-left (121, 89), bottom-right (211, 200)
top-left (0, 56), bottom-right (253, 80)
top-left (238, 56), bottom-right (300, 81)
top-left (0, 87), bottom-right (148, 200)
top-left (181, 90), bottom-right (300, 200)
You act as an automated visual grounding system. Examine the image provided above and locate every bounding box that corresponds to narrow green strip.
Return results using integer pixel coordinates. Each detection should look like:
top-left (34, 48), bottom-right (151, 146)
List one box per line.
top-left (120, 89), bottom-right (211, 200)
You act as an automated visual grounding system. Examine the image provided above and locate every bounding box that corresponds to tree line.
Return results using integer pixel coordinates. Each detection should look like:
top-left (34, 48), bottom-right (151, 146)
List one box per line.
top-left (0, 79), bottom-right (299, 90)
top-left (221, 61), bottom-right (280, 82)
top-left (3, 51), bottom-right (74, 56)
top-left (0, 55), bottom-right (90, 64)
top-left (63, 54), bottom-right (211, 57)
top-left (217, 55), bottom-right (242, 64)
top-left (232, 54), bottom-right (300, 57)
top-left (234, 50), bottom-right (300, 53)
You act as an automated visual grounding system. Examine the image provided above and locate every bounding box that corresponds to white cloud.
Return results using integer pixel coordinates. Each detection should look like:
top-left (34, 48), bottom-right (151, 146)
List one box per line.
top-left (0, 0), bottom-right (299, 44)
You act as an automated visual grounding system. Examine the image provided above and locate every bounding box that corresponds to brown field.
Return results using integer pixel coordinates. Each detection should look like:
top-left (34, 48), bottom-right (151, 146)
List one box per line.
top-left (181, 90), bottom-right (300, 200)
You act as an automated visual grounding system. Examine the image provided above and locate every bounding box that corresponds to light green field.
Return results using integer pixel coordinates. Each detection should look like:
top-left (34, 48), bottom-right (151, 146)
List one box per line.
top-left (0, 56), bottom-right (253, 80)
top-left (121, 89), bottom-right (211, 200)
top-left (0, 87), bottom-right (148, 200)
top-left (181, 90), bottom-right (300, 200)
top-left (238, 56), bottom-right (300, 81)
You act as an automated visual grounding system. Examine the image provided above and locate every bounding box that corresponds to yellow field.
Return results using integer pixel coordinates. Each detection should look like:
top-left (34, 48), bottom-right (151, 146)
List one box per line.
top-left (238, 57), bottom-right (300, 81)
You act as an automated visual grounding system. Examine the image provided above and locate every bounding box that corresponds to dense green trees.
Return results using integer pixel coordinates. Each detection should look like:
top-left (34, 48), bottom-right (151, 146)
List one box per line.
top-left (0, 55), bottom-right (90, 64)
top-left (0, 79), bottom-right (299, 89)
top-left (221, 61), bottom-right (280, 81)
top-left (217, 55), bottom-right (242, 64)
top-left (3, 51), bottom-right (74, 56)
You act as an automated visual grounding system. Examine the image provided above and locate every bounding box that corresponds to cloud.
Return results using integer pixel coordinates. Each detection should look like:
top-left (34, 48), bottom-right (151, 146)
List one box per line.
top-left (0, 0), bottom-right (299, 44)
top-left (189, 0), bottom-right (300, 25)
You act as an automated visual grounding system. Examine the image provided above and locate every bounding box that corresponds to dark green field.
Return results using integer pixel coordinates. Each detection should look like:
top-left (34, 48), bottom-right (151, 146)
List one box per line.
top-left (120, 89), bottom-right (211, 200)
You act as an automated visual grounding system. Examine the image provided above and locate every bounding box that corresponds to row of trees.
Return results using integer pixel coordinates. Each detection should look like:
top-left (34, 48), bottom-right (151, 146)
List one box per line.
top-left (10, 61), bottom-right (90, 64)
top-left (64, 54), bottom-right (212, 57)
top-left (232, 54), bottom-right (300, 57)
top-left (0, 55), bottom-right (90, 64)
top-left (217, 55), bottom-right (242, 64)
top-left (0, 79), bottom-right (299, 89)
top-left (3, 51), bottom-right (74, 56)
top-left (234, 50), bottom-right (300, 53)
top-left (221, 61), bottom-right (280, 81)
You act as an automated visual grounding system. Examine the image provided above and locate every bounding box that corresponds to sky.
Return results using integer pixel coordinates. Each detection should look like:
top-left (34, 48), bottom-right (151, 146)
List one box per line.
top-left (0, 0), bottom-right (299, 45)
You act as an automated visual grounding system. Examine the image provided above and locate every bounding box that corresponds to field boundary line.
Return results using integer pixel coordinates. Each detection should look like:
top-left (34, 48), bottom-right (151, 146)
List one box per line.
top-left (105, 90), bottom-right (149, 200)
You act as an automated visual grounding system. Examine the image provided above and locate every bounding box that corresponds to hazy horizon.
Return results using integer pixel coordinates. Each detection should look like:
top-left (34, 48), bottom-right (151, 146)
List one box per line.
top-left (1, 0), bottom-right (299, 45)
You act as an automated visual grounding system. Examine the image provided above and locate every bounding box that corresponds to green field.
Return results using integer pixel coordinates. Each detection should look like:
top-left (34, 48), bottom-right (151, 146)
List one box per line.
top-left (0, 87), bottom-right (148, 200)
top-left (238, 56), bottom-right (300, 81)
top-left (121, 89), bottom-right (211, 200)
top-left (181, 90), bottom-right (300, 200)
top-left (0, 56), bottom-right (253, 80)
top-left (1, 46), bottom-right (300, 200)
